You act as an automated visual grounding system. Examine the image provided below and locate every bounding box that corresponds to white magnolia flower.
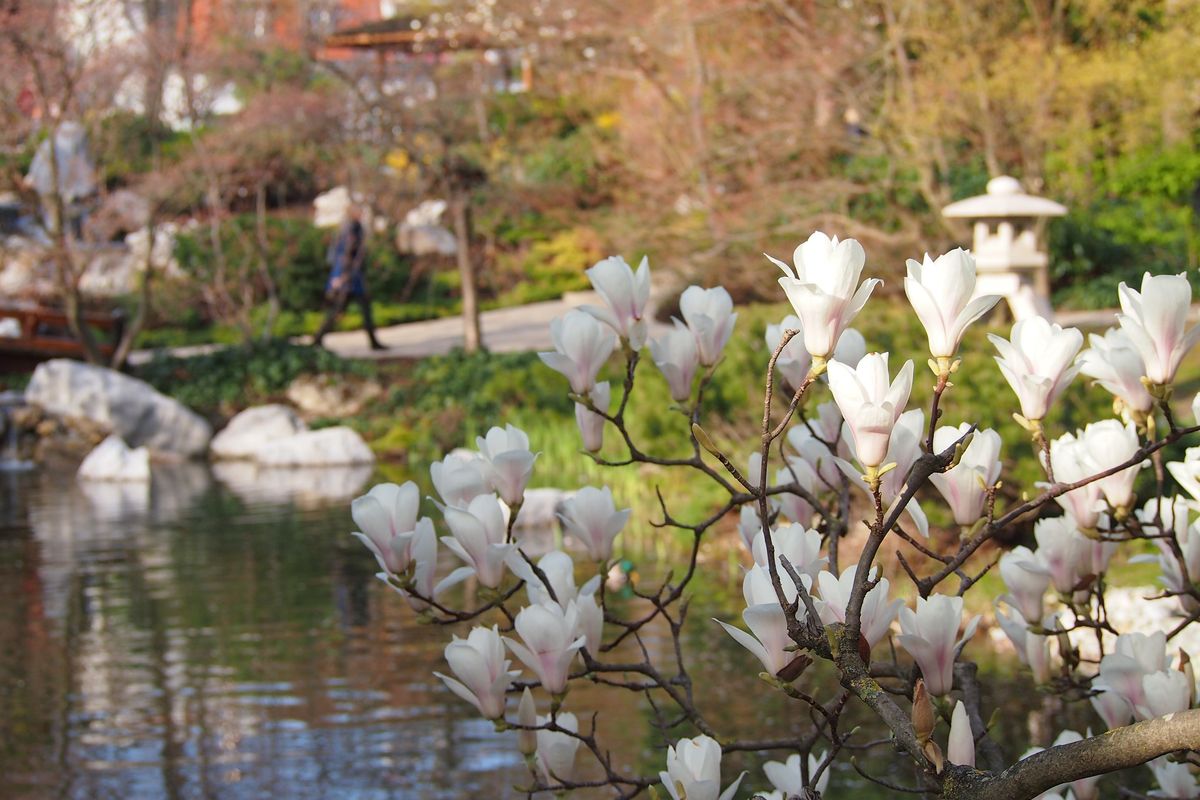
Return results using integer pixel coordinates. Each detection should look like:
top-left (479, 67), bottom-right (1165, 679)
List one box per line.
top-left (535, 711), bottom-right (580, 783)
top-left (989, 317), bottom-right (1083, 423)
top-left (765, 314), bottom-right (811, 392)
top-left (351, 481), bottom-right (434, 575)
top-left (1090, 681), bottom-right (1134, 730)
top-left (430, 450), bottom-right (488, 509)
top-left (476, 424), bottom-right (538, 506)
top-left (1167, 448), bottom-right (1200, 507)
top-left (1098, 631), bottom-right (1168, 713)
top-left (751, 524), bottom-right (826, 584)
top-left (999, 545), bottom-right (1050, 624)
top-left (433, 625), bottom-right (519, 719)
top-left (716, 564), bottom-right (811, 678)
top-left (773, 457), bottom-right (818, 527)
top-left (1117, 271), bottom-right (1200, 386)
top-left (1032, 516), bottom-right (1089, 594)
top-left (539, 309), bottom-right (617, 394)
top-left (897, 594), bottom-right (981, 696)
top-left (827, 352), bottom-right (914, 469)
top-left (557, 486), bottom-right (631, 562)
top-left (836, 408), bottom-right (930, 537)
top-left (1052, 729), bottom-right (1101, 800)
top-left (815, 565), bottom-right (903, 648)
top-left (1078, 328), bottom-right (1154, 414)
top-left (575, 381), bottom-right (610, 453)
top-left (581, 254), bottom-right (651, 349)
top-left (379, 520), bottom-right (439, 611)
top-left (504, 602), bottom-right (586, 694)
top-left (1050, 421), bottom-right (1142, 527)
top-left (439, 494), bottom-right (514, 590)
top-left (762, 751), bottom-right (829, 798)
top-left (768, 231), bottom-right (881, 359)
top-left (660, 735), bottom-right (745, 800)
top-left (650, 320), bottom-right (702, 403)
top-left (1148, 755), bottom-right (1199, 798)
top-left (903, 248), bottom-right (999, 358)
top-left (929, 424), bottom-right (1002, 526)
top-left (680, 285), bottom-right (738, 366)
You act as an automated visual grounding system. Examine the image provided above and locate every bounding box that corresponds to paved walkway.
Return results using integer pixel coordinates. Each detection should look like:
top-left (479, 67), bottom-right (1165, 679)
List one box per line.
top-left (317, 291), bottom-right (596, 360)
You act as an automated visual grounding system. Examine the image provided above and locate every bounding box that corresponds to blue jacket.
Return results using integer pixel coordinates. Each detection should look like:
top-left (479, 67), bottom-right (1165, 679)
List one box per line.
top-left (326, 220), bottom-right (367, 297)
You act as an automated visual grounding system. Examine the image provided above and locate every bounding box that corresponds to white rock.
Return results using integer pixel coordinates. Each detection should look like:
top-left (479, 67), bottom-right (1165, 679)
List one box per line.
top-left (26, 359), bottom-right (212, 457)
top-left (210, 405), bottom-right (307, 460)
top-left (255, 426), bottom-right (374, 467)
top-left (77, 435), bottom-right (151, 482)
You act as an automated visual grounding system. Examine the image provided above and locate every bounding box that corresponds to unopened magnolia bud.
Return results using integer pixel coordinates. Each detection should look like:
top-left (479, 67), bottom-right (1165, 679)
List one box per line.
top-left (912, 678), bottom-right (935, 744)
top-left (775, 653), bottom-right (812, 683)
top-left (922, 739), bottom-right (945, 774)
top-left (517, 688), bottom-right (537, 756)
top-left (692, 423), bottom-right (719, 456)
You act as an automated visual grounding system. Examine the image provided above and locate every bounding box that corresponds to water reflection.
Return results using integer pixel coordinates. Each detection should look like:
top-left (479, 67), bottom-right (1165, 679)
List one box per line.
top-left (1, 465), bottom-right (532, 799)
top-left (1, 462), bottom-right (1087, 799)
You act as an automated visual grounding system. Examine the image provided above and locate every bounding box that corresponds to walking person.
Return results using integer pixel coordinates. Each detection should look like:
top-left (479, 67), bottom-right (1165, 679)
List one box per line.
top-left (314, 205), bottom-right (386, 350)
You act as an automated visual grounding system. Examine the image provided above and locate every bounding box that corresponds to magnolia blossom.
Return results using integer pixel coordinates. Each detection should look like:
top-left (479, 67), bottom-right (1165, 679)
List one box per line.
top-left (649, 320), bottom-right (701, 403)
top-left (716, 564), bottom-right (810, 678)
top-left (787, 402), bottom-right (844, 487)
top-left (1167, 448), bottom-right (1200, 506)
top-left (581, 255), bottom-right (651, 349)
top-left (765, 314), bottom-right (811, 391)
top-left (1148, 755), bottom-right (1199, 799)
top-left (773, 457), bottom-right (818, 527)
top-left (517, 688), bottom-right (537, 756)
top-left (827, 352), bottom-right (914, 469)
top-left (929, 424), bottom-right (1002, 526)
top-left (557, 486), bottom-right (631, 562)
top-left (575, 381), bottom-right (610, 453)
top-left (897, 594), bottom-right (981, 696)
top-left (380, 521), bottom-right (439, 611)
top-left (1090, 682), bottom-right (1134, 730)
top-left (989, 317), bottom-right (1083, 423)
top-left (573, 592), bottom-right (604, 654)
top-left (767, 231), bottom-right (881, 359)
top-left (351, 481), bottom-right (434, 575)
top-left (762, 752), bottom-right (829, 797)
top-left (1117, 271), bottom-right (1200, 386)
top-left (947, 700), bottom-right (974, 767)
top-left (504, 602), bottom-right (586, 694)
top-left (833, 327), bottom-right (867, 368)
top-left (903, 248), bottom-right (999, 358)
top-left (1098, 631), bottom-right (1169, 714)
top-left (1078, 328), bottom-right (1154, 414)
top-left (539, 309), bottom-right (617, 394)
top-left (475, 424), bottom-right (538, 506)
top-left (509, 550), bottom-right (600, 609)
top-left (999, 546), bottom-right (1051, 624)
top-left (660, 735), bottom-right (744, 800)
top-left (535, 711), bottom-right (580, 783)
top-left (1050, 421), bottom-right (1142, 526)
top-left (439, 494), bottom-right (514, 590)
top-left (751, 524), bottom-right (826, 584)
top-left (679, 285), bottom-right (737, 366)
top-left (1138, 670), bottom-right (1192, 720)
top-left (430, 450), bottom-right (488, 509)
top-left (995, 601), bottom-right (1053, 684)
top-left (1033, 516), bottom-right (1090, 594)
top-left (432, 625), bottom-right (519, 719)
top-left (837, 408), bottom-right (930, 537)
top-left (816, 565), bottom-right (903, 648)
top-left (738, 505), bottom-right (765, 553)
top-left (1135, 497), bottom-right (1200, 610)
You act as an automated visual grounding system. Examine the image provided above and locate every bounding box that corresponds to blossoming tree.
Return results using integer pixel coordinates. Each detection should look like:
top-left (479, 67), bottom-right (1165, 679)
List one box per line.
top-left (349, 241), bottom-right (1200, 798)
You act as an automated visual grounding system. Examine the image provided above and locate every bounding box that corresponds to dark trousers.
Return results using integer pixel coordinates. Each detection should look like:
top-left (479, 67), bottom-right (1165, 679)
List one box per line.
top-left (315, 290), bottom-right (382, 347)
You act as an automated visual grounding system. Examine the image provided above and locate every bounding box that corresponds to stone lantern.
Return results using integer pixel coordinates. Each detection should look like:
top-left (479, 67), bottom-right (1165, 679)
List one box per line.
top-left (942, 175), bottom-right (1066, 320)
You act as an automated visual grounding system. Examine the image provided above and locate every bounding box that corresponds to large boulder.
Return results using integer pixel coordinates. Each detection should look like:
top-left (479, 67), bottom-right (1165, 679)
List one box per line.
top-left (77, 434), bottom-right (151, 481)
top-left (26, 359), bottom-right (212, 457)
top-left (255, 426), bottom-right (374, 467)
top-left (210, 404), bottom-right (308, 460)
top-left (285, 375), bottom-right (383, 419)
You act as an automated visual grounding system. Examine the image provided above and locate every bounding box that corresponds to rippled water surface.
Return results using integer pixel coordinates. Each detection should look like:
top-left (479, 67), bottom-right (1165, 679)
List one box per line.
top-left (1, 463), bottom-right (1070, 799)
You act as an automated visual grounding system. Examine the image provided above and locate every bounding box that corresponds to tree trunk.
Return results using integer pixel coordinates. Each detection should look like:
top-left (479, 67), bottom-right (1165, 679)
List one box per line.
top-left (451, 195), bottom-right (482, 353)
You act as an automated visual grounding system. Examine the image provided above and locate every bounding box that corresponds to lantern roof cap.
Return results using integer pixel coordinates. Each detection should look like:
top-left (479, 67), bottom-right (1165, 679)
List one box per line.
top-left (942, 176), bottom-right (1067, 219)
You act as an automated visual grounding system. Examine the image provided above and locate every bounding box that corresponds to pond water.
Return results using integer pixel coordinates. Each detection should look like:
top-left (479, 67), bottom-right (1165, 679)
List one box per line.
top-left (0, 464), bottom-right (1088, 799)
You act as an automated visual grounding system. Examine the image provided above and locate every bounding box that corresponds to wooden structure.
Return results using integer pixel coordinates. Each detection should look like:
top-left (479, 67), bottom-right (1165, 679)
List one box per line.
top-left (0, 304), bottom-right (123, 372)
